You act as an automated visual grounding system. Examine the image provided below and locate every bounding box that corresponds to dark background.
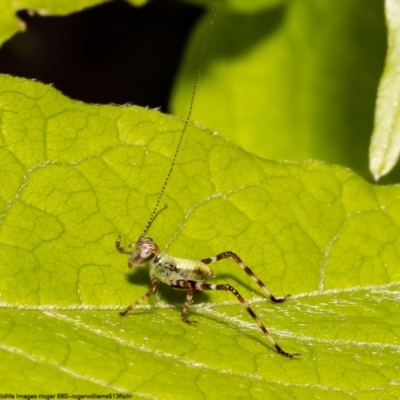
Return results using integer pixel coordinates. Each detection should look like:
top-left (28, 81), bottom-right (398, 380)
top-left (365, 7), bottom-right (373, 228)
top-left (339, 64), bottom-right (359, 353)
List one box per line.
top-left (0, 0), bottom-right (203, 112)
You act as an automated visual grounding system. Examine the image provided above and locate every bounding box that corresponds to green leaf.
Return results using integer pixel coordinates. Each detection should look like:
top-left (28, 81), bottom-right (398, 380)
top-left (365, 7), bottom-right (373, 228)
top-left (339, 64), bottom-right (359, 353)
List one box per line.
top-left (172, 1), bottom-right (388, 181)
top-left (370, 0), bottom-right (400, 180)
top-left (0, 0), bottom-right (111, 44)
top-left (1, 74), bottom-right (400, 397)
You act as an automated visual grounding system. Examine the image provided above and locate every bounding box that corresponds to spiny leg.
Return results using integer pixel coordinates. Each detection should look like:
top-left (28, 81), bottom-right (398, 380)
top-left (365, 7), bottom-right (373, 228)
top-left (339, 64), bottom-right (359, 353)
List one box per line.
top-left (120, 279), bottom-right (159, 317)
top-left (181, 289), bottom-right (197, 325)
top-left (171, 280), bottom-right (299, 359)
top-left (200, 252), bottom-right (290, 303)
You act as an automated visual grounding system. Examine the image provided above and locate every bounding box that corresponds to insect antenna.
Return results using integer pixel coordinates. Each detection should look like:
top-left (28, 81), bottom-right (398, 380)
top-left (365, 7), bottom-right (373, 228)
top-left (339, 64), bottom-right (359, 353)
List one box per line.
top-left (142, 203), bottom-right (167, 234)
top-left (139, 6), bottom-right (217, 241)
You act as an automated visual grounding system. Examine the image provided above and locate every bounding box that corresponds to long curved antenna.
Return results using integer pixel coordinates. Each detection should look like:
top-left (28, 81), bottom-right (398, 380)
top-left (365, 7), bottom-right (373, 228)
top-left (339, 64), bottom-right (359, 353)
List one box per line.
top-left (139, 6), bottom-right (217, 240)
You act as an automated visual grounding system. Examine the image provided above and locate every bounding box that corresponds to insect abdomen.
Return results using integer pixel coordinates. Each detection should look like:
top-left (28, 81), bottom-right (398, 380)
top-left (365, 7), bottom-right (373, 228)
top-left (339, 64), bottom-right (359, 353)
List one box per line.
top-left (152, 253), bottom-right (213, 284)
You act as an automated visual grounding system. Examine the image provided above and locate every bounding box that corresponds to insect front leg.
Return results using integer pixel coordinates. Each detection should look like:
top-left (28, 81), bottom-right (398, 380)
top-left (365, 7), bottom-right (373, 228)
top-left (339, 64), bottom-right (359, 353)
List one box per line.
top-left (200, 252), bottom-right (290, 303)
top-left (173, 280), bottom-right (299, 359)
top-left (115, 235), bottom-right (135, 253)
top-left (120, 279), bottom-right (159, 317)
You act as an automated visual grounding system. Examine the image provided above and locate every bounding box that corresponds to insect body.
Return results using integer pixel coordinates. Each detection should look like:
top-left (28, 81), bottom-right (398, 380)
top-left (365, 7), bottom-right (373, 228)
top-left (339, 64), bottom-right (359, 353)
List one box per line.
top-left (117, 7), bottom-right (299, 359)
top-left (116, 237), bottom-right (299, 358)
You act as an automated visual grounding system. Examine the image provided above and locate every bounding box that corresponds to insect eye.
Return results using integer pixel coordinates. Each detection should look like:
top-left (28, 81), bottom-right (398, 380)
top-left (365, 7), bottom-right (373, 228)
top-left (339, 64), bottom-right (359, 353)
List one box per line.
top-left (140, 249), bottom-right (150, 258)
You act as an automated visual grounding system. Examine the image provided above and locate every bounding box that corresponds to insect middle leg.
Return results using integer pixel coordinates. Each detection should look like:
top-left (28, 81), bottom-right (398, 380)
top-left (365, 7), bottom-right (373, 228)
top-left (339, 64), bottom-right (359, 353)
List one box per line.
top-left (171, 280), bottom-right (299, 359)
top-left (200, 252), bottom-right (290, 303)
top-left (120, 279), bottom-right (159, 317)
top-left (181, 289), bottom-right (197, 325)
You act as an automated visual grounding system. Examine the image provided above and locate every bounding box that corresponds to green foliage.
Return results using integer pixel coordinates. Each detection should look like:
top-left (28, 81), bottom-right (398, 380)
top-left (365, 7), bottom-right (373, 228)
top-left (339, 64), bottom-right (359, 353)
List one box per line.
top-left (0, 0), bottom-right (108, 43)
top-left (1, 1), bottom-right (400, 398)
top-left (370, 0), bottom-right (400, 180)
top-left (172, 1), bottom-right (390, 181)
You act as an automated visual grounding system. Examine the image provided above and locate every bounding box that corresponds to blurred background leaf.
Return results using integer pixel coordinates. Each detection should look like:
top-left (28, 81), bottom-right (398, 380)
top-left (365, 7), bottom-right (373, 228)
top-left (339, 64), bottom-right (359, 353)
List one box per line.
top-left (369, 0), bottom-right (400, 181)
top-left (173, 0), bottom-right (394, 182)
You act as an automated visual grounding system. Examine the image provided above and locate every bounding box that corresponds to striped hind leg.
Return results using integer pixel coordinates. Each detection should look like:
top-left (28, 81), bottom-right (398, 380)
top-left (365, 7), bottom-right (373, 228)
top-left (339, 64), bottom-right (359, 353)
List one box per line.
top-left (200, 252), bottom-right (290, 303)
top-left (171, 280), bottom-right (299, 359)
